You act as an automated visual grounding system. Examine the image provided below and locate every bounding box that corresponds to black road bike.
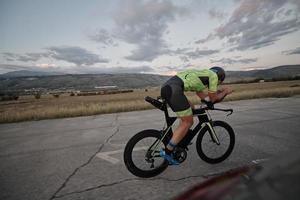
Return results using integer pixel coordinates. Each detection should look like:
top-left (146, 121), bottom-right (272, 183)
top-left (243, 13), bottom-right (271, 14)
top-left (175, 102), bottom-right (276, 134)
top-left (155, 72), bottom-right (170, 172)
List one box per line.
top-left (124, 96), bottom-right (235, 178)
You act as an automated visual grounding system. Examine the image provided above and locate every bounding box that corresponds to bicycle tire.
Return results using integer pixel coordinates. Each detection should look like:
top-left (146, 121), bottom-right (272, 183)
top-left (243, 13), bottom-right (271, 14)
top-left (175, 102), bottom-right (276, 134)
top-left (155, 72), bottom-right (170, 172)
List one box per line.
top-left (124, 129), bottom-right (169, 178)
top-left (196, 121), bottom-right (235, 164)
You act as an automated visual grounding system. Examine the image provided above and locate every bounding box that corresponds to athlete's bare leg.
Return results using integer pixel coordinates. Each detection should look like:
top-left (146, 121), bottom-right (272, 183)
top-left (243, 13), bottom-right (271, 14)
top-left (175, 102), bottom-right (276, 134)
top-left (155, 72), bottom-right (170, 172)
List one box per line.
top-left (166, 115), bottom-right (193, 151)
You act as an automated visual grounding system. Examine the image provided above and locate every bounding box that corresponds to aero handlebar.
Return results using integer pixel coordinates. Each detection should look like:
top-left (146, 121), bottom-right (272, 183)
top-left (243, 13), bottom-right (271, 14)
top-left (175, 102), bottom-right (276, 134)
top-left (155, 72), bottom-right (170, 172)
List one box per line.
top-left (201, 100), bottom-right (233, 116)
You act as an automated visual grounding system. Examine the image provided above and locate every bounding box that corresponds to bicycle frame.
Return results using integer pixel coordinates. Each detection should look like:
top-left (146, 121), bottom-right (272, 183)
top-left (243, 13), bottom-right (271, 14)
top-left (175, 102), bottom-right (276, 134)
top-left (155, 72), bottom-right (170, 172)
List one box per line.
top-left (162, 100), bottom-right (220, 146)
top-left (147, 97), bottom-right (220, 157)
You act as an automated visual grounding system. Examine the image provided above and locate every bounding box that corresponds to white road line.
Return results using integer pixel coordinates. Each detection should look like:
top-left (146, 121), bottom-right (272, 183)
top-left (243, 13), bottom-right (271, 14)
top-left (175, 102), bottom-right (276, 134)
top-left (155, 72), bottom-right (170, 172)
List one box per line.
top-left (107, 140), bottom-right (126, 147)
top-left (251, 158), bottom-right (269, 164)
top-left (96, 146), bottom-right (148, 164)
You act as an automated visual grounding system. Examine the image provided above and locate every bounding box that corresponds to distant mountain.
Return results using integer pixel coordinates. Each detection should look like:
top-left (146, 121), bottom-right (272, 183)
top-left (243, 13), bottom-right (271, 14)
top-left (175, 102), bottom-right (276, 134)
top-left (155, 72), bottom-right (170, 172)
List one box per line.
top-left (0, 70), bottom-right (64, 77)
top-left (252, 65), bottom-right (300, 78)
top-left (0, 73), bottom-right (170, 91)
top-left (0, 65), bottom-right (299, 92)
top-left (226, 65), bottom-right (300, 81)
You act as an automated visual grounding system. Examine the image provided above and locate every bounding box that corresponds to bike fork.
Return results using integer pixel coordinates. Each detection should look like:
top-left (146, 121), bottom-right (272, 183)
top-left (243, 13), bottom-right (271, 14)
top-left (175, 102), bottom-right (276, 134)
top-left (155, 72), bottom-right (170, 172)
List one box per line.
top-left (206, 121), bottom-right (220, 145)
top-left (204, 110), bottom-right (221, 145)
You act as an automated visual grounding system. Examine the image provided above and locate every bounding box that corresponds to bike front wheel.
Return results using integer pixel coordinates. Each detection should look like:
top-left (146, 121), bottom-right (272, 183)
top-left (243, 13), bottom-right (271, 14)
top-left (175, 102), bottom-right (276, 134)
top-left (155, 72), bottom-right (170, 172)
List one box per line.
top-left (196, 121), bottom-right (235, 164)
top-left (123, 129), bottom-right (169, 178)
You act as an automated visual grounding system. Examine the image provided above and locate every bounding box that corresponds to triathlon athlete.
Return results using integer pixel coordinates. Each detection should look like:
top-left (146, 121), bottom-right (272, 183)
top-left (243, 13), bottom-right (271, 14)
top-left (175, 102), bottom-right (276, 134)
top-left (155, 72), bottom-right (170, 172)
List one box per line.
top-left (160, 67), bottom-right (233, 165)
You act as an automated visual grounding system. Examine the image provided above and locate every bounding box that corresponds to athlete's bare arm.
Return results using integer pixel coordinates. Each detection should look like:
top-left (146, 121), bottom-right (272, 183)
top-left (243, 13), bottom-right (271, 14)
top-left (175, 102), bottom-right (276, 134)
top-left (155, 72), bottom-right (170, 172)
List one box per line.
top-left (208, 87), bottom-right (233, 103)
top-left (196, 92), bottom-right (208, 100)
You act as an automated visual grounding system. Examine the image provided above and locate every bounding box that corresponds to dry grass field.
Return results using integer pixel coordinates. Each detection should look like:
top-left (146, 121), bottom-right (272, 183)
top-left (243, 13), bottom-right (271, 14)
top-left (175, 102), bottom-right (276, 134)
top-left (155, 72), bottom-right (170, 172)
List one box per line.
top-left (1, 80), bottom-right (300, 123)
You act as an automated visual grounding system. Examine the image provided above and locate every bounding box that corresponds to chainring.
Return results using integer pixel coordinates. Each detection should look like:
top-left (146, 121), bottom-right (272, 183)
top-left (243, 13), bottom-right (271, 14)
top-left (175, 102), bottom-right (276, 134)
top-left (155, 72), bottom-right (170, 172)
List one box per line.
top-left (173, 147), bottom-right (188, 163)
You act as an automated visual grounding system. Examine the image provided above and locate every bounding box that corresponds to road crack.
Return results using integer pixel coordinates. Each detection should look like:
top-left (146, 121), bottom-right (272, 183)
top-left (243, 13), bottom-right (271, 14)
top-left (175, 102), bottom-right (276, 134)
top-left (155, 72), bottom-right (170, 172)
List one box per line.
top-left (54, 164), bottom-right (259, 198)
top-left (49, 114), bottom-right (120, 200)
top-left (54, 174), bottom-right (207, 198)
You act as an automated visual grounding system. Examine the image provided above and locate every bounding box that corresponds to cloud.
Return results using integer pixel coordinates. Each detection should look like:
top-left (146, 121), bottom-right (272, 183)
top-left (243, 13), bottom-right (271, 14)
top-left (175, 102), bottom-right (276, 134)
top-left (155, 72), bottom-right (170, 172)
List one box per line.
top-left (64, 65), bottom-right (154, 74)
top-left (0, 63), bottom-right (63, 74)
top-left (282, 47), bottom-right (300, 55)
top-left (168, 48), bottom-right (220, 60)
top-left (197, 0), bottom-right (300, 51)
top-left (166, 47), bottom-right (219, 60)
top-left (35, 63), bottom-right (58, 68)
top-left (125, 39), bottom-right (169, 61)
top-left (290, 0), bottom-right (300, 11)
top-left (171, 48), bottom-right (191, 55)
top-left (195, 34), bottom-right (215, 44)
top-left (2, 52), bottom-right (47, 62)
top-left (2, 46), bottom-right (109, 66)
top-left (88, 28), bottom-right (116, 46)
top-left (0, 63), bottom-right (153, 74)
top-left (112, 0), bottom-right (188, 61)
top-left (185, 49), bottom-right (219, 59)
top-left (2, 52), bottom-right (17, 59)
top-left (161, 64), bottom-right (192, 71)
top-left (94, 66), bottom-right (154, 74)
top-left (180, 56), bottom-right (189, 63)
top-left (208, 8), bottom-right (227, 19)
top-left (0, 64), bottom-right (33, 73)
top-left (46, 46), bottom-right (109, 66)
top-left (210, 57), bottom-right (258, 64)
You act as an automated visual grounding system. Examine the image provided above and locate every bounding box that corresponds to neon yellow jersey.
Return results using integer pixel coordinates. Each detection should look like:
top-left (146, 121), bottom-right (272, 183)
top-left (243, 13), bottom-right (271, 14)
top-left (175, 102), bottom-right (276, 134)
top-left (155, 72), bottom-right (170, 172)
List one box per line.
top-left (176, 69), bottom-right (218, 92)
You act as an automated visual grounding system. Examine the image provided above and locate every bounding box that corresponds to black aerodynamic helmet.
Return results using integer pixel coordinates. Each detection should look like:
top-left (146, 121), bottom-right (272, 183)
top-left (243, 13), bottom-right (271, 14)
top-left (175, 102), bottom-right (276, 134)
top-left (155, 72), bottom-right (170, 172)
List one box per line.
top-left (210, 66), bottom-right (225, 82)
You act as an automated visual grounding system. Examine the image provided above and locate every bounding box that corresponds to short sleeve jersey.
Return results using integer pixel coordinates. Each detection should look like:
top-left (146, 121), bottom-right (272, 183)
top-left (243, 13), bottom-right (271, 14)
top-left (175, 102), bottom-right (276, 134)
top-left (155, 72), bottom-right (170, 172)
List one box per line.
top-left (176, 69), bottom-right (218, 92)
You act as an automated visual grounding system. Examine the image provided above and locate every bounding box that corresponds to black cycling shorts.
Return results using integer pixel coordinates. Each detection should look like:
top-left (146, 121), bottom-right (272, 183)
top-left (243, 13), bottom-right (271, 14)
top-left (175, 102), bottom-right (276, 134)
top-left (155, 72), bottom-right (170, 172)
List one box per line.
top-left (161, 76), bottom-right (192, 117)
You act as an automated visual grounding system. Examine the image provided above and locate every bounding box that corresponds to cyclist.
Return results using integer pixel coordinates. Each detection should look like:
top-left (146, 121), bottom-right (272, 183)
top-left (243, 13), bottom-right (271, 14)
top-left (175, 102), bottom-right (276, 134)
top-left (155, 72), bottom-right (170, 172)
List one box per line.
top-left (160, 66), bottom-right (233, 165)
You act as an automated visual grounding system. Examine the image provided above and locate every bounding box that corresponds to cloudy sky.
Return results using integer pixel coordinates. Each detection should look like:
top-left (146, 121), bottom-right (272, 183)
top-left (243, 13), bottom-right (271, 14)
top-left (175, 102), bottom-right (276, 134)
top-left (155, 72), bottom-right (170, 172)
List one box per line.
top-left (0, 0), bottom-right (300, 75)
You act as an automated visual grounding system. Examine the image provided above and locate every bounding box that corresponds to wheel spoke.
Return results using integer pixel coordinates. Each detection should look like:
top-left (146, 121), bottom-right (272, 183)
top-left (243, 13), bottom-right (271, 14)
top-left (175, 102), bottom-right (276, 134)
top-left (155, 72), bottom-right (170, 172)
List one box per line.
top-left (130, 136), bottom-right (165, 171)
top-left (202, 126), bottom-right (230, 158)
top-left (197, 122), bottom-right (234, 163)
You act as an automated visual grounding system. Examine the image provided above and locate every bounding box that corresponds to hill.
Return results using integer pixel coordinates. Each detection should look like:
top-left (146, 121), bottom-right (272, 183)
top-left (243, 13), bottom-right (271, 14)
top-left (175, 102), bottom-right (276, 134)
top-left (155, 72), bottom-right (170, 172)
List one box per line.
top-left (226, 65), bottom-right (300, 82)
top-left (0, 73), bottom-right (170, 91)
top-left (0, 65), bottom-right (299, 92)
top-left (0, 70), bottom-right (64, 77)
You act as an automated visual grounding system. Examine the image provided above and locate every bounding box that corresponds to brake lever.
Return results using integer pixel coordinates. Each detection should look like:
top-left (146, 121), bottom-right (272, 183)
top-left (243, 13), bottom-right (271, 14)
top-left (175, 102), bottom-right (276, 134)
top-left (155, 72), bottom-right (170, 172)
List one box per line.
top-left (211, 108), bottom-right (233, 116)
top-left (227, 109), bottom-right (233, 116)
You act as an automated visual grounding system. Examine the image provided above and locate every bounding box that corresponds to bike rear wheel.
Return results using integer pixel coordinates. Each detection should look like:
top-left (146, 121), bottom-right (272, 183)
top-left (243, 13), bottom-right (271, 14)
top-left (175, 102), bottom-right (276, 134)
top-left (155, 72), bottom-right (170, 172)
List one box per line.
top-left (196, 121), bottom-right (235, 164)
top-left (123, 129), bottom-right (169, 178)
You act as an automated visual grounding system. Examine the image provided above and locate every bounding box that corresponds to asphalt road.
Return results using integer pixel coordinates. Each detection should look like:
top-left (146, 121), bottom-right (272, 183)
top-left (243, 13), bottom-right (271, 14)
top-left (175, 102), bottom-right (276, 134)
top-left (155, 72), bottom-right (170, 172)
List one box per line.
top-left (1, 96), bottom-right (300, 200)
